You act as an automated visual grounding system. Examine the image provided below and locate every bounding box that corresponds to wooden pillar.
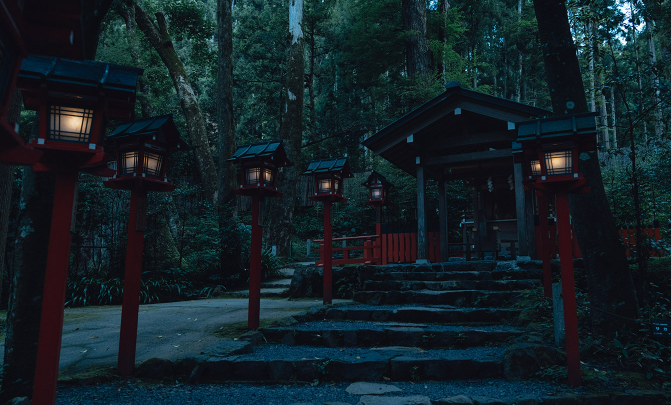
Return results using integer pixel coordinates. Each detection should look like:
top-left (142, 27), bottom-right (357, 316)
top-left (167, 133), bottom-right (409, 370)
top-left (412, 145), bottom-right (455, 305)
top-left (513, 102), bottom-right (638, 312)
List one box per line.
top-left (439, 180), bottom-right (449, 262)
top-left (472, 182), bottom-right (481, 257)
top-left (416, 161), bottom-right (428, 262)
top-left (525, 189), bottom-right (536, 259)
top-left (514, 162), bottom-right (529, 256)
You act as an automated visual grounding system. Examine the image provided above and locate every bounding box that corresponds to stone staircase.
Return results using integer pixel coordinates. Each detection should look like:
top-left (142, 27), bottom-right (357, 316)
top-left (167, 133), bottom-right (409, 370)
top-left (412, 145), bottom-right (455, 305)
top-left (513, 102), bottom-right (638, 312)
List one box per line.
top-left (221, 268), bottom-right (294, 298)
top-left (198, 261), bottom-right (541, 383)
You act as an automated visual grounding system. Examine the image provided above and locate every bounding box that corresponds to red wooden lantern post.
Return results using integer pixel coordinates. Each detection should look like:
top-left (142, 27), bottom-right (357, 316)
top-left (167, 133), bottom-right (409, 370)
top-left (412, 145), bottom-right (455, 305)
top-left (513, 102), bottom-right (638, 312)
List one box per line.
top-left (304, 158), bottom-right (353, 304)
top-left (0, 0), bottom-right (89, 165)
top-left (103, 115), bottom-right (187, 376)
top-left (228, 141), bottom-right (291, 329)
top-left (362, 170), bottom-right (392, 264)
top-left (16, 56), bottom-right (141, 405)
top-left (514, 112), bottom-right (598, 387)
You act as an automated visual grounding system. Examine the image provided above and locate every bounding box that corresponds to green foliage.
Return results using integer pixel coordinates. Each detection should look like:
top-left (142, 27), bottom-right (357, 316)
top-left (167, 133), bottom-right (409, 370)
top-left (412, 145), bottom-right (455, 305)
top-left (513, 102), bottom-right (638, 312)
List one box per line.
top-left (64, 276), bottom-right (197, 307)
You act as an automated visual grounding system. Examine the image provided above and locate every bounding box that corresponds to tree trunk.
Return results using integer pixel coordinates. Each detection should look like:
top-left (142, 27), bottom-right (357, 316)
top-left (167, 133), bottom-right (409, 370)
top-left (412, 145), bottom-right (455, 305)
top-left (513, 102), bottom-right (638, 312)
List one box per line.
top-left (611, 86), bottom-right (617, 148)
top-left (0, 89), bottom-right (21, 309)
top-left (0, 118), bottom-right (52, 402)
top-left (438, 0), bottom-right (450, 77)
top-left (646, 19), bottom-right (663, 138)
top-left (266, 0), bottom-right (305, 257)
top-left (402, 0), bottom-right (430, 78)
top-left (134, 4), bottom-right (219, 205)
top-left (532, 0), bottom-right (639, 334)
top-left (516, 0), bottom-right (523, 103)
top-left (217, 0), bottom-right (236, 207)
top-left (116, 1), bottom-right (154, 118)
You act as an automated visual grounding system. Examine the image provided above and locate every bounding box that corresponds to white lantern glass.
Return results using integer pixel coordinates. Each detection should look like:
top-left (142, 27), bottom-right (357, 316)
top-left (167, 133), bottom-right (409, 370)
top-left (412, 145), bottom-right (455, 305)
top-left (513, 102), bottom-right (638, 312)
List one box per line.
top-left (263, 168), bottom-right (274, 187)
top-left (544, 150), bottom-right (573, 176)
top-left (48, 105), bottom-right (94, 143)
top-left (119, 151), bottom-right (138, 175)
top-left (318, 178), bottom-right (331, 194)
top-left (245, 166), bottom-right (261, 185)
top-left (371, 188), bottom-right (382, 200)
top-left (530, 159), bottom-right (541, 176)
top-left (143, 151), bottom-right (164, 177)
top-left (334, 179), bottom-right (341, 195)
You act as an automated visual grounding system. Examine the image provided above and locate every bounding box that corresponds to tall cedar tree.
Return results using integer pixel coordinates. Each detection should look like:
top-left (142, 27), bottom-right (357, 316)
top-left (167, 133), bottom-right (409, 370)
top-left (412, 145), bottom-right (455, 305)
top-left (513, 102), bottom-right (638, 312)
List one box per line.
top-left (266, 0), bottom-right (305, 256)
top-left (532, 0), bottom-right (639, 334)
top-left (133, 1), bottom-right (219, 205)
top-left (1, 2), bottom-right (114, 398)
top-left (402, 0), bottom-right (431, 77)
top-left (217, 0), bottom-right (236, 206)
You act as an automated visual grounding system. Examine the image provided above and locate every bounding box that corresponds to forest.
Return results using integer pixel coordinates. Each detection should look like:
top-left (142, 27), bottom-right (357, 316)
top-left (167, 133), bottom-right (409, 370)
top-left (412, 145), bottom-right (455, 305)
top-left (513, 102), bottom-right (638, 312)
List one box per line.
top-left (0, 0), bottom-right (668, 299)
top-left (0, 0), bottom-right (671, 400)
top-left (0, 0), bottom-right (671, 392)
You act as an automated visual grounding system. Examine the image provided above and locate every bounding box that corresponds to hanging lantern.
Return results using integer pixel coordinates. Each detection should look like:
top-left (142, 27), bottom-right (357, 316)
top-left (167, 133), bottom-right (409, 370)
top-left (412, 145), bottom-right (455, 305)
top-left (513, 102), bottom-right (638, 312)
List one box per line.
top-left (362, 170), bottom-right (392, 206)
top-left (0, 0), bottom-right (88, 165)
top-left (228, 140), bottom-right (292, 197)
top-left (304, 157), bottom-right (353, 203)
top-left (104, 115), bottom-right (188, 192)
top-left (513, 112), bottom-right (597, 193)
top-left (17, 55), bottom-right (142, 175)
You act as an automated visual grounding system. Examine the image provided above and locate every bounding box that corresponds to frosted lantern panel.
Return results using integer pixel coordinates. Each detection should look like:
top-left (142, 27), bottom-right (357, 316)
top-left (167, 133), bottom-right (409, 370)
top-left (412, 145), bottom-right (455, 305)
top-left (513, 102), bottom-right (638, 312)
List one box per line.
top-left (48, 106), bottom-right (94, 143)
top-left (120, 151), bottom-right (138, 175)
top-left (245, 167), bottom-right (260, 185)
top-left (530, 160), bottom-right (541, 176)
top-left (263, 168), bottom-right (274, 187)
top-left (318, 179), bottom-right (331, 194)
top-left (544, 150), bottom-right (572, 176)
top-left (143, 151), bottom-right (164, 177)
top-left (371, 188), bottom-right (382, 199)
top-left (334, 180), bottom-right (341, 195)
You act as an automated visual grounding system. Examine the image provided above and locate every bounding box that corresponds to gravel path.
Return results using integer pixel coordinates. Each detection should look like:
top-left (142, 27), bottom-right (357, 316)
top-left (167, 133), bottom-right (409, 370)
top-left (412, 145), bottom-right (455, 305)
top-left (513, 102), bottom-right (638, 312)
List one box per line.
top-left (55, 378), bottom-right (613, 405)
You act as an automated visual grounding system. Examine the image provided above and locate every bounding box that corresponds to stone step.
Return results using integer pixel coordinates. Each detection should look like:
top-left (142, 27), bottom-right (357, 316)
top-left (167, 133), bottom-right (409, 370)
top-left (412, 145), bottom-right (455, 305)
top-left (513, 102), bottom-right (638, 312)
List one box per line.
top-left (363, 279), bottom-right (540, 292)
top-left (370, 269), bottom-right (541, 282)
top-left (199, 345), bottom-right (504, 383)
top-left (261, 278), bottom-right (292, 288)
top-left (353, 290), bottom-right (522, 307)
top-left (261, 321), bottom-right (524, 348)
top-left (313, 305), bottom-right (520, 324)
top-left (222, 288), bottom-right (289, 298)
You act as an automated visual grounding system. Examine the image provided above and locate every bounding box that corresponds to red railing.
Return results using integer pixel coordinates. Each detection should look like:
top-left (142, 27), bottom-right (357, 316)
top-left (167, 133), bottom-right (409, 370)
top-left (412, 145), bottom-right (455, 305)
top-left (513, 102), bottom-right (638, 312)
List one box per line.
top-left (314, 235), bottom-right (379, 266)
top-left (315, 232), bottom-right (446, 265)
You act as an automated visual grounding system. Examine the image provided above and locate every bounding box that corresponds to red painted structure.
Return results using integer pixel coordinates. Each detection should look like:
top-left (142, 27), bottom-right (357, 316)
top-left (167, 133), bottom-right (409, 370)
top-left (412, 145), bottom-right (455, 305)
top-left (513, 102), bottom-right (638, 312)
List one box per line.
top-left (228, 141), bottom-right (291, 329)
top-left (514, 112), bottom-right (598, 387)
top-left (16, 56), bottom-right (140, 405)
top-left (104, 115), bottom-right (187, 376)
top-left (304, 157), bottom-right (353, 305)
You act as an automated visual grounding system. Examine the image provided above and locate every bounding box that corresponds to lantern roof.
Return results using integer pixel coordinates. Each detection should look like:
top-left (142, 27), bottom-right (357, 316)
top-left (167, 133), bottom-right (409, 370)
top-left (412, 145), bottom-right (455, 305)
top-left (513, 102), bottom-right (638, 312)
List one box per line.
top-left (362, 170), bottom-right (392, 188)
top-left (513, 112), bottom-right (598, 158)
top-left (515, 112), bottom-right (598, 146)
top-left (227, 140), bottom-right (292, 167)
top-left (18, 55), bottom-right (143, 120)
top-left (303, 157), bottom-right (353, 178)
top-left (107, 114), bottom-right (189, 151)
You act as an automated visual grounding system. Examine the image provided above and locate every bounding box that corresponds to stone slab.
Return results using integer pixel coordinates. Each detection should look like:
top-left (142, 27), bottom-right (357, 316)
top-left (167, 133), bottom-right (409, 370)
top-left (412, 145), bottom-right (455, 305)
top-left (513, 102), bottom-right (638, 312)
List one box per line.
top-left (357, 395), bottom-right (431, 405)
top-left (345, 382), bottom-right (402, 395)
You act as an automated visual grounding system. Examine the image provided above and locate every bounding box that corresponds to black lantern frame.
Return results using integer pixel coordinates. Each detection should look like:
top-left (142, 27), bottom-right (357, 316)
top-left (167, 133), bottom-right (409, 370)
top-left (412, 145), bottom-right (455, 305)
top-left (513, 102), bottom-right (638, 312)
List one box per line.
top-left (17, 56), bottom-right (142, 175)
top-left (362, 170), bottom-right (392, 206)
top-left (105, 115), bottom-right (188, 193)
top-left (228, 140), bottom-right (291, 198)
top-left (513, 112), bottom-right (597, 193)
top-left (304, 157), bottom-right (352, 203)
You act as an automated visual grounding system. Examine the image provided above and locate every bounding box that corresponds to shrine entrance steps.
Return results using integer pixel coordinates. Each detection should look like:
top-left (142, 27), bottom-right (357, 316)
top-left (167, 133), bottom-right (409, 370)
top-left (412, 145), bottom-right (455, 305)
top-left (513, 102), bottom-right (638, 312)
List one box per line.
top-left (195, 261), bottom-right (540, 383)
